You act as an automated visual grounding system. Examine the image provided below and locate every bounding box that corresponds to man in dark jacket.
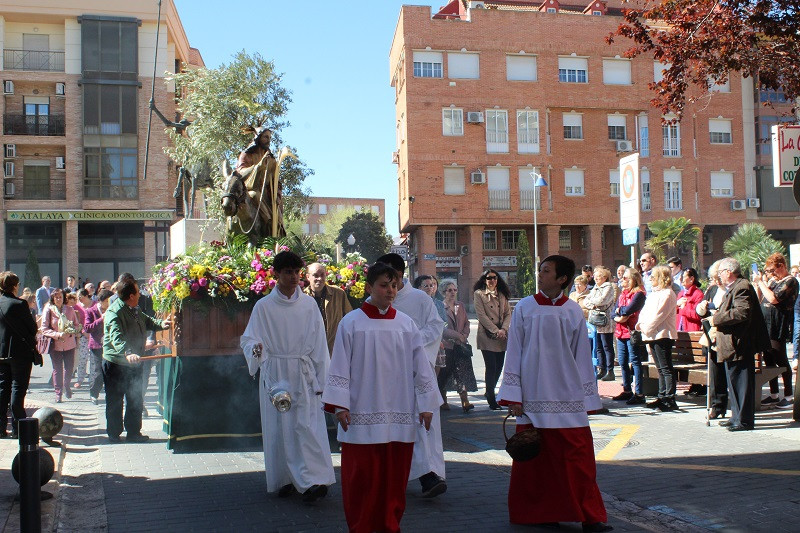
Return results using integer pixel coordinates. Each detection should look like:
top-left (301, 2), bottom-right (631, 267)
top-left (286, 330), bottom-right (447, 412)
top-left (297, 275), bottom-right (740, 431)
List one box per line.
top-left (706, 257), bottom-right (770, 432)
top-left (0, 271), bottom-right (39, 438)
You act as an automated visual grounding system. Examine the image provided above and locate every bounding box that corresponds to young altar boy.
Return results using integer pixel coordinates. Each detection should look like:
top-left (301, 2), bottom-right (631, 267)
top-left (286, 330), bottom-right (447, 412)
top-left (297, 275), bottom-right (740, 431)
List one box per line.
top-left (498, 255), bottom-right (612, 532)
top-left (322, 262), bottom-right (440, 533)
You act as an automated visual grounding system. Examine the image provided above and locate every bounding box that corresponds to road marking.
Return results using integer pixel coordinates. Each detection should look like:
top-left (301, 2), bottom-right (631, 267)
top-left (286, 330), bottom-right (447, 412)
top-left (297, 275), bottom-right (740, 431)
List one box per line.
top-left (592, 423), bottom-right (640, 461)
top-left (597, 460), bottom-right (800, 477)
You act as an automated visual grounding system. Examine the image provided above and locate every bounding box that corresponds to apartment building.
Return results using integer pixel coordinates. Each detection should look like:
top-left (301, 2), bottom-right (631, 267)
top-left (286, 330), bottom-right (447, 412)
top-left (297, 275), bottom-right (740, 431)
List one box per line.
top-left (302, 196), bottom-right (385, 236)
top-left (390, 0), bottom-right (798, 297)
top-left (0, 0), bottom-right (202, 287)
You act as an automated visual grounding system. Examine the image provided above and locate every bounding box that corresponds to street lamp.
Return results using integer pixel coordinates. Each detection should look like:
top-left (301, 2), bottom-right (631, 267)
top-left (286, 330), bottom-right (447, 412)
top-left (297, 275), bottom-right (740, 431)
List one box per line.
top-left (347, 233), bottom-right (356, 253)
top-left (530, 170), bottom-right (548, 293)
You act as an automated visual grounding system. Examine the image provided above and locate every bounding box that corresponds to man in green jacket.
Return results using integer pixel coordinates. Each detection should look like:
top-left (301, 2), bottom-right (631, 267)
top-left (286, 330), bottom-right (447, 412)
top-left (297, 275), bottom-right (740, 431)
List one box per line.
top-left (102, 280), bottom-right (170, 443)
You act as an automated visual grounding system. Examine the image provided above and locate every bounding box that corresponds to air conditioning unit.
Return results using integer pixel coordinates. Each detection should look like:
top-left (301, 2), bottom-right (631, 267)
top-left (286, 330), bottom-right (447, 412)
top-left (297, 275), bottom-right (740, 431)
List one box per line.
top-left (3, 180), bottom-right (14, 198)
top-left (3, 81), bottom-right (13, 95)
top-left (467, 111), bottom-right (484, 123)
top-left (4, 144), bottom-right (16, 158)
top-left (746, 197), bottom-right (760, 208)
top-left (702, 231), bottom-right (713, 255)
top-left (460, 245), bottom-right (469, 256)
top-left (4, 162), bottom-right (14, 177)
top-left (55, 82), bottom-right (66, 96)
top-left (391, 151), bottom-right (399, 164)
top-left (470, 170), bottom-right (485, 184)
top-left (56, 156), bottom-right (66, 170)
top-left (616, 140), bottom-right (633, 152)
top-left (730, 199), bottom-right (746, 211)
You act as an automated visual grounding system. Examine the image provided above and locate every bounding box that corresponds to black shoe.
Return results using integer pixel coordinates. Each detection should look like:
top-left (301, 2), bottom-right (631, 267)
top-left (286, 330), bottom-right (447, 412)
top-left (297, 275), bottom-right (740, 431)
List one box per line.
top-left (126, 434), bottom-right (150, 443)
top-left (108, 435), bottom-right (122, 443)
top-left (626, 394), bottom-right (646, 405)
top-left (595, 369), bottom-right (607, 380)
top-left (658, 399), bottom-right (677, 412)
top-left (646, 399), bottom-right (663, 409)
top-left (420, 473), bottom-right (447, 498)
top-left (612, 391), bottom-right (633, 401)
top-left (277, 484), bottom-right (297, 498)
top-left (488, 404), bottom-right (503, 411)
top-left (727, 424), bottom-right (754, 432)
top-left (718, 420), bottom-right (734, 427)
top-left (533, 523), bottom-right (561, 530)
top-left (709, 409), bottom-right (725, 420)
top-left (583, 523), bottom-right (614, 533)
top-left (302, 484), bottom-right (328, 502)
top-left (91, 397), bottom-right (99, 405)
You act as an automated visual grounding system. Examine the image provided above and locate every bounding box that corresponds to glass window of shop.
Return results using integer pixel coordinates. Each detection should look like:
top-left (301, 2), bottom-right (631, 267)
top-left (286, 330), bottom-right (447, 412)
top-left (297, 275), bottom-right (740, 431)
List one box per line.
top-left (5, 223), bottom-right (62, 288)
top-left (78, 222), bottom-right (145, 282)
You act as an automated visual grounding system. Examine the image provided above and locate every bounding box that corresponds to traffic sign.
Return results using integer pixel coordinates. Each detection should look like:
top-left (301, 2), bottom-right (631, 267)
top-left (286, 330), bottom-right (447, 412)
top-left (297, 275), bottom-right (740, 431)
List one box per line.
top-left (619, 153), bottom-right (640, 230)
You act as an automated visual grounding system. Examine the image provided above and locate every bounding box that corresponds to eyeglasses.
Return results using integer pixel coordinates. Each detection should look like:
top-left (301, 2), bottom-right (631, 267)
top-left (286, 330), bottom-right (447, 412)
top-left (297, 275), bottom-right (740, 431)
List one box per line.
top-left (445, 288), bottom-right (458, 293)
top-left (639, 259), bottom-right (649, 263)
top-left (485, 276), bottom-right (498, 281)
top-left (765, 268), bottom-right (775, 274)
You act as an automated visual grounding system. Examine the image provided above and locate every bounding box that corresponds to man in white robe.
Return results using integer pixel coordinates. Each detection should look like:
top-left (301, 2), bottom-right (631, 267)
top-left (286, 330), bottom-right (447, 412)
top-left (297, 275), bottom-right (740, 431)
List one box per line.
top-left (240, 251), bottom-right (335, 502)
top-left (498, 255), bottom-right (611, 532)
top-left (376, 253), bottom-right (446, 498)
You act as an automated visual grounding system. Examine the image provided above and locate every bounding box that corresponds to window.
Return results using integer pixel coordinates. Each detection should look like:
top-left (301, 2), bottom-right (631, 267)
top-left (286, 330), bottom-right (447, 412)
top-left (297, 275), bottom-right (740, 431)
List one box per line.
top-left (546, 7), bottom-right (557, 13)
top-left (517, 110), bottom-right (540, 153)
top-left (83, 84), bottom-right (137, 135)
top-left (559, 229), bottom-right (572, 250)
top-left (483, 230), bottom-right (497, 250)
top-left (639, 115), bottom-right (649, 157)
top-left (448, 52), bottom-right (479, 79)
top-left (709, 119), bottom-right (732, 144)
top-left (641, 169), bottom-right (651, 211)
top-left (519, 168), bottom-right (541, 210)
top-left (318, 204), bottom-right (328, 215)
top-left (580, 228), bottom-right (587, 249)
top-left (413, 51), bottom-right (443, 78)
top-left (442, 108), bottom-right (464, 136)
top-left (23, 164), bottom-right (50, 199)
top-left (608, 115), bottom-right (627, 140)
top-left (318, 223), bottom-right (326, 234)
top-left (602, 59), bottom-right (631, 85)
top-left (435, 229), bottom-right (457, 251)
top-left (486, 110), bottom-right (509, 153)
top-left (664, 170), bottom-right (682, 210)
top-left (565, 169), bottom-right (585, 196)
top-left (710, 171), bottom-right (734, 197)
top-left (592, 10), bottom-right (603, 15)
top-left (558, 57), bottom-right (588, 83)
top-left (609, 169), bottom-right (620, 197)
top-left (81, 18), bottom-right (138, 80)
top-left (506, 55), bottom-right (537, 81)
top-left (501, 229), bottom-right (522, 250)
top-left (23, 97), bottom-right (50, 135)
top-left (371, 205), bottom-right (379, 214)
top-left (488, 167), bottom-right (510, 210)
top-left (760, 88), bottom-right (787, 103)
top-left (653, 61), bottom-right (669, 84)
top-left (662, 120), bottom-right (680, 156)
top-left (709, 77), bottom-right (730, 93)
top-left (84, 147), bottom-right (138, 198)
top-left (302, 224), bottom-right (310, 234)
top-left (444, 167), bottom-right (465, 195)
top-left (563, 113), bottom-right (583, 140)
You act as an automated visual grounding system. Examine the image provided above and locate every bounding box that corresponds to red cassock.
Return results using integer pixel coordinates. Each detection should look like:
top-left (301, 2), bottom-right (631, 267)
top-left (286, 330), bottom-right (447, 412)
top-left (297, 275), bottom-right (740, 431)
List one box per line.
top-left (508, 424), bottom-right (607, 525)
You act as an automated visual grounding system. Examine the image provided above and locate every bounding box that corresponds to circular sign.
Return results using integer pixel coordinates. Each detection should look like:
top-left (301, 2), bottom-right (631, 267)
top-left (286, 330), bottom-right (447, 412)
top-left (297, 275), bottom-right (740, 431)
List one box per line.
top-left (621, 165), bottom-right (635, 198)
top-left (794, 169), bottom-right (800, 207)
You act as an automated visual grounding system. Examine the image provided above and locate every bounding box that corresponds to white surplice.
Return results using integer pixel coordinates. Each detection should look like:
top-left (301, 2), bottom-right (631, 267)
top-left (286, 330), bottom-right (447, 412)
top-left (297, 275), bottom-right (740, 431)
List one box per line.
top-left (240, 286), bottom-right (336, 492)
top-left (498, 293), bottom-right (602, 428)
top-left (322, 304), bottom-right (441, 444)
top-left (392, 283), bottom-right (446, 480)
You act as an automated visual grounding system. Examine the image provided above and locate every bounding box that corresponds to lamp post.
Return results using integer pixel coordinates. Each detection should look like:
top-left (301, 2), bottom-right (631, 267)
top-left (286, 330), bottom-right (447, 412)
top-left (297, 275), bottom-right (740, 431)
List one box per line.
top-left (530, 170), bottom-right (548, 293)
top-left (347, 233), bottom-right (356, 254)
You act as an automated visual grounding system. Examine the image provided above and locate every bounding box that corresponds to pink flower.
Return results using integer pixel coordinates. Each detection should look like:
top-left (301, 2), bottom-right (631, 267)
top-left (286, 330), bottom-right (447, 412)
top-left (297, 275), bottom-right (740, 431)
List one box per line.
top-left (268, 279), bottom-right (277, 289)
top-left (191, 282), bottom-right (200, 292)
top-left (198, 277), bottom-right (208, 287)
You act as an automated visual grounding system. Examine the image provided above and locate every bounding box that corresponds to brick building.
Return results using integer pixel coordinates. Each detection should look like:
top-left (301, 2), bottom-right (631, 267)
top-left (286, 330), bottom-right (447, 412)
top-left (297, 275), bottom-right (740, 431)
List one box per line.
top-left (390, 1), bottom-right (799, 298)
top-left (0, 0), bottom-right (202, 287)
top-left (301, 196), bottom-right (385, 236)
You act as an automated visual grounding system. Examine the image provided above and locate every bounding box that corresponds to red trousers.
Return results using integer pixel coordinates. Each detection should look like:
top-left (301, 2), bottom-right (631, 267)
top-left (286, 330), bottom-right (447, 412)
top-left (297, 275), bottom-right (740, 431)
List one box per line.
top-left (341, 442), bottom-right (414, 533)
top-left (509, 425), bottom-right (607, 525)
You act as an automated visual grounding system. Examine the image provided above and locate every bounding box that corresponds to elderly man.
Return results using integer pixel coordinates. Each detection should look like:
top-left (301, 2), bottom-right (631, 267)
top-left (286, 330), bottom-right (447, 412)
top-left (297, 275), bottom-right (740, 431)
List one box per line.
top-left (304, 263), bottom-right (352, 355)
top-left (705, 258), bottom-right (770, 432)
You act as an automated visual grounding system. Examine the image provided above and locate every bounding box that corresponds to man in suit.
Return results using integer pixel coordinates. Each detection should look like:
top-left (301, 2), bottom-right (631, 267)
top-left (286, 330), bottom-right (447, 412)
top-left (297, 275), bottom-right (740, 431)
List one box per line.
top-left (705, 257), bottom-right (770, 432)
top-left (35, 276), bottom-right (53, 314)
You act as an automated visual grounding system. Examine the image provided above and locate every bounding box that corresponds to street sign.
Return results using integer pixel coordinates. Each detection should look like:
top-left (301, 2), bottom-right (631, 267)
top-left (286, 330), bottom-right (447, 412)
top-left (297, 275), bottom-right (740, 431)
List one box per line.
top-left (423, 253), bottom-right (436, 260)
top-left (619, 153), bottom-right (640, 230)
top-left (483, 256), bottom-right (517, 267)
top-left (771, 124), bottom-right (800, 187)
top-left (622, 227), bottom-right (639, 246)
top-left (390, 245), bottom-right (408, 260)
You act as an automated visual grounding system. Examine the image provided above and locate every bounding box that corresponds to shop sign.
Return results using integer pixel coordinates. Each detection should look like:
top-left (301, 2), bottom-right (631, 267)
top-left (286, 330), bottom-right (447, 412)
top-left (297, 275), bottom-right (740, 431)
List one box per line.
top-left (7, 210), bottom-right (175, 221)
top-left (483, 256), bottom-right (517, 268)
top-left (436, 256), bottom-right (461, 268)
top-left (390, 245), bottom-right (409, 260)
top-left (772, 124), bottom-right (800, 187)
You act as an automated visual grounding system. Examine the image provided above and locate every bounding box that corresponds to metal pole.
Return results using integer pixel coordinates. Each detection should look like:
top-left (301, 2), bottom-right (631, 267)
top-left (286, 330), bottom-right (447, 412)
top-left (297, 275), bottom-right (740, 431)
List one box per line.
top-left (143, 0), bottom-right (163, 181)
top-left (19, 418), bottom-right (41, 533)
top-left (534, 184), bottom-right (539, 294)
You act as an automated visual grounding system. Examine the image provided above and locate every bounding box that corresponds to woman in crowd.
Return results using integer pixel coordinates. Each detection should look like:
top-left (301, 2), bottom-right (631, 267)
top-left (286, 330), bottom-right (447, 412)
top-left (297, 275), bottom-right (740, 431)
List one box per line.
top-left (19, 288), bottom-right (37, 321)
top-left (696, 260), bottom-right (728, 419)
top-left (613, 268), bottom-right (647, 405)
top-left (570, 275), bottom-right (596, 363)
top-left (413, 275), bottom-right (448, 379)
top-left (0, 271), bottom-right (39, 439)
top-left (473, 270), bottom-right (511, 410)
top-left (585, 266), bottom-right (616, 381)
top-left (754, 252), bottom-right (798, 408)
top-left (84, 289), bottom-right (113, 405)
top-left (437, 280), bottom-right (477, 413)
top-left (71, 289), bottom-right (95, 389)
top-left (676, 268), bottom-right (704, 332)
top-left (40, 288), bottom-right (81, 403)
top-left (636, 266), bottom-right (678, 412)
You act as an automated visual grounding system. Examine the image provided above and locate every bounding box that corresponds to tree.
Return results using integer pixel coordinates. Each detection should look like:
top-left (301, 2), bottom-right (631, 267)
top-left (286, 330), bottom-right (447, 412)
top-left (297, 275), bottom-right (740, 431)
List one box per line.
top-left (24, 249), bottom-right (41, 290)
top-left (645, 217), bottom-right (700, 265)
top-left (723, 223), bottom-right (786, 270)
top-left (165, 51), bottom-right (312, 232)
top-left (316, 206), bottom-right (357, 255)
top-left (336, 212), bottom-right (393, 263)
top-left (515, 230), bottom-right (535, 297)
top-left (608, 0), bottom-right (800, 120)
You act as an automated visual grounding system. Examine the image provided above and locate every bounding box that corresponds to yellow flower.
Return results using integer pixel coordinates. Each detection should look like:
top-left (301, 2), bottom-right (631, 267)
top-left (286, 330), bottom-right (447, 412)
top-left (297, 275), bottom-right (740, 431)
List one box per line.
top-left (175, 282), bottom-right (191, 300)
top-left (189, 264), bottom-right (207, 279)
top-left (351, 281), bottom-right (366, 300)
top-left (340, 268), bottom-right (354, 281)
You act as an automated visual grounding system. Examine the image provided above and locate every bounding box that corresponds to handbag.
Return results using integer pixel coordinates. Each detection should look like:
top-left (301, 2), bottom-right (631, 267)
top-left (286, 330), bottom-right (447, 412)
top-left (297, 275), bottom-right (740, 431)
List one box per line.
top-left (629, 329), bottom-right (644, 347)
top-left (588, 309), bottom-right (608, 327)
top-left (503, 413), bottom-right (541, 462)
top-left (36, 334), bottom-right (52, 356)
top-left (454, 342), bottom-right (473, 359)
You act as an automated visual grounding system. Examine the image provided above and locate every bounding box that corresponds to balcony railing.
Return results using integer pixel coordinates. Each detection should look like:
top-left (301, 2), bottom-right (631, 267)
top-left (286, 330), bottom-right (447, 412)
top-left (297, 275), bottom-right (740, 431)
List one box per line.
top-left (520, 189), bottom-right (541, 211)
top-left (4, 176), bottom-right (66, 200)
top-left (489, 189), bottom-right (511, 210)
top-left (3, 49), bottom-right (65, 71)
top-left (4, 115), bottom-right (65, 136)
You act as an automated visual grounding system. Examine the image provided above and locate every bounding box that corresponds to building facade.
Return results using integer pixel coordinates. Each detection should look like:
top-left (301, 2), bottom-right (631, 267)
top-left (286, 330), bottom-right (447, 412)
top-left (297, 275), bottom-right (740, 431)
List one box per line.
top-left (390, 1), bottom-right (799, 298)
top-left (1, 0), bottom-right (201, 287)
top-left (301, 196), bottom-right (385, 236)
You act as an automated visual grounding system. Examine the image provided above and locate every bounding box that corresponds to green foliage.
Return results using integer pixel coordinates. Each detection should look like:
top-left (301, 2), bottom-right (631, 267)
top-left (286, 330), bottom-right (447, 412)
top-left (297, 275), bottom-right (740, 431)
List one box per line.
top-left (337, 211), bottom-right (393, 263)
top-left (24, 249), bottom-right (41, 290)
top-left (315, 207), bottom-right (357, 255)
top-left (515, 230), bottom-right (535, 297)
top-left (645, 217), bottom-right (700, 266)
top-left (723, 223), bottom-right (786, 270)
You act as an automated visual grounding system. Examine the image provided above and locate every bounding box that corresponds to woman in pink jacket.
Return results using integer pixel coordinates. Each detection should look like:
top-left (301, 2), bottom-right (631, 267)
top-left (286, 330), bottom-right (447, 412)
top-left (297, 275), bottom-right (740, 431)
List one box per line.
top-left (40, 288), bottom-right (81, 402)
top-left (676, 268), bottom-right (704, 332)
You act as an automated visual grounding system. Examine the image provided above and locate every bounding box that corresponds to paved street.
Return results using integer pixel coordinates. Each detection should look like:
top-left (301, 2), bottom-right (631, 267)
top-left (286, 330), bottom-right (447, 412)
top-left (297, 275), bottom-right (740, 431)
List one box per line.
top-left (3, 318), bottom-right (800, 532)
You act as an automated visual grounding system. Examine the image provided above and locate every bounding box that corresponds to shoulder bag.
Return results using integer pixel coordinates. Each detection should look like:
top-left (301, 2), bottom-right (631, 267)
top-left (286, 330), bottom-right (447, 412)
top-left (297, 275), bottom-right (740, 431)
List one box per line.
top-left (588, 308), bottom-right (608, 327)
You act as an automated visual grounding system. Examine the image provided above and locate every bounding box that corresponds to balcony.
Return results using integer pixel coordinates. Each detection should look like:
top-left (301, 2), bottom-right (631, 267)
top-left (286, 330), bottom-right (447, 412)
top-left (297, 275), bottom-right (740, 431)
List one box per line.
top-left (520, 189), bottom-right (541, 211)
top-left (4, 176), bottom-right (66, 201)
top-left (3, 49), bottom-right (65, 71)
top-left (4, 115), bottom-right (65, 136)
top-left (488, 189), bottom-right (511, 210)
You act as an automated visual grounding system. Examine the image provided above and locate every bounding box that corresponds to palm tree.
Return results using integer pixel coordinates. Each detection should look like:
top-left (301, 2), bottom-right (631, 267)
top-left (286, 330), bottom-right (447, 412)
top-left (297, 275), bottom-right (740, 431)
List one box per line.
top-left (645, 217), bottom-right (700, 266)
top-left (723, 223), bottom-right (786, 270)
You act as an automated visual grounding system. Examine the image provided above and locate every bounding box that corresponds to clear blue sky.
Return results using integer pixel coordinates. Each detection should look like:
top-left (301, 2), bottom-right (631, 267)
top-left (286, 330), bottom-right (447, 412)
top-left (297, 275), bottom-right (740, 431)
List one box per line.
top-left (173, 0), bottom-right (434, 237)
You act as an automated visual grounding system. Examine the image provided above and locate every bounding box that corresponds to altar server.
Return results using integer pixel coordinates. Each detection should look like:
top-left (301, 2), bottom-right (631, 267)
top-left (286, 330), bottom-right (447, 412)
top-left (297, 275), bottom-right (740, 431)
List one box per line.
top-left (240, 251), bottom-right (335, 502)
top-left (499, 255), bottom-right (612, 532)
top-left (323, 262), bottom-right (440, 533)
top-left (375, 253), bottom-right (447, 497)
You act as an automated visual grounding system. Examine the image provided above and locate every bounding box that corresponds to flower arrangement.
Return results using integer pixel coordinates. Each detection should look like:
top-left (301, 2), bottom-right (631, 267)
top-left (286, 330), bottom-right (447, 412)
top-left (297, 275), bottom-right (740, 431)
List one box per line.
top-left (318, 252), bottom-right (369, 302)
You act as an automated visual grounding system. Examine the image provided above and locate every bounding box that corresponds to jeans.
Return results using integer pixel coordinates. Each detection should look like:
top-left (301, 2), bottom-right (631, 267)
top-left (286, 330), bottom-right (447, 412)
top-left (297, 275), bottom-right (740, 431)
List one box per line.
top-left (481, 350), bottom-right (505, 407)
top-left (595, 332), bottom-right (615, 372)
top-left (50, 349), bottom-right (75, 399)
top-left (0, 358), bottom-right (33, 435)
top-left (616, 338), bottom-right (644, 394)
top-left (102, 360), bottom-right (144, 438)
top-left (650, 338), bottom-right (676, 398)
top-left (794, 309), bottom-right (800, 361)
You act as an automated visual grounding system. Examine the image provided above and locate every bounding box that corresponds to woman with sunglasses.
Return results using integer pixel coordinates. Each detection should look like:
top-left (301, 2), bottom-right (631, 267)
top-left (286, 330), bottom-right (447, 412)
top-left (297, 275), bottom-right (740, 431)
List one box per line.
top-left (473, 270), bottom-right (511, 410)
